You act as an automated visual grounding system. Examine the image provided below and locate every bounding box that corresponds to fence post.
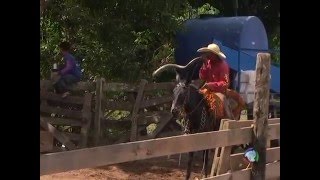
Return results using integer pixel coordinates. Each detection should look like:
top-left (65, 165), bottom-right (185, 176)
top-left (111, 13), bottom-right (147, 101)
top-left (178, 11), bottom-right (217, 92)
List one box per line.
top-left (94, 77), bottom-right (104, 146)
top-left (252, 53), bottom-right (271, 180)
top-left (130, 79), bottom-right (148, 141)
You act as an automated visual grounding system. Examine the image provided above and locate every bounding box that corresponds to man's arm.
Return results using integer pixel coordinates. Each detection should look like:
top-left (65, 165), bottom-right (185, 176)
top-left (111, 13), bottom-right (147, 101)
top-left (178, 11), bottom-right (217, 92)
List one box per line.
top-left (205, 62), bottom-right (230, 92)
top-left (199, 60), bottom-right (209, 80)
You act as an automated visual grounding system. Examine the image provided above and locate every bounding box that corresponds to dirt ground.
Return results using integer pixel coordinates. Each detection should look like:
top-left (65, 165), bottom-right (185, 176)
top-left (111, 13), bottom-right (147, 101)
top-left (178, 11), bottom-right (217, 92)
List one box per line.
top-left (40, 153), bottom-right (209, 180)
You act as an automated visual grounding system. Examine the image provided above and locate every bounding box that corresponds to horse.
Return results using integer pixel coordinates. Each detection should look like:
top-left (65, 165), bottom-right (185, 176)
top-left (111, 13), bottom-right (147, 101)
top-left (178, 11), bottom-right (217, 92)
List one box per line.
top-left (153, 57), bottom-right (230, 179)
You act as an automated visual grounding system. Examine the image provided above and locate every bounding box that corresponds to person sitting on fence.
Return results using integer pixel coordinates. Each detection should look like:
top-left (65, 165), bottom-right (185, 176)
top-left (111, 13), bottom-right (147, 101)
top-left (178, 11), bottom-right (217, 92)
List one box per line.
top-left (52, 41), bottom-right (82, 98)
top-left (197, 43), bottom-right (245, 120)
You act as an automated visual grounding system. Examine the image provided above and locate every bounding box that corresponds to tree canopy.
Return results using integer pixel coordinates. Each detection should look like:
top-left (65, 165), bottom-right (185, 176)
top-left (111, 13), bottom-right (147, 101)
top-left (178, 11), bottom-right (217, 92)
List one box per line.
top-left (40, 0), bottom-right (280, 82)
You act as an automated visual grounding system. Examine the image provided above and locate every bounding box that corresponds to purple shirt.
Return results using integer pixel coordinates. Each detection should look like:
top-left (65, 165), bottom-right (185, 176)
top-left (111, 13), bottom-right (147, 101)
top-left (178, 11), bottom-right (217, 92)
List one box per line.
top-left (59, 53), bottom-right (82, 79)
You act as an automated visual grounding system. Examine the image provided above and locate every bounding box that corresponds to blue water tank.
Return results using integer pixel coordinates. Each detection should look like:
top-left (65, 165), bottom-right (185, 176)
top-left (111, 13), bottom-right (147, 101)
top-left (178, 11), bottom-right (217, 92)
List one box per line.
top-left (174, 16), bottom-right (280, 93)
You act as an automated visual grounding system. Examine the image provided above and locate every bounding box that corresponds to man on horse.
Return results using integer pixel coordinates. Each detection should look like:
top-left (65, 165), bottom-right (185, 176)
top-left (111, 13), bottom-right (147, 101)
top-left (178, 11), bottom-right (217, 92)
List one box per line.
top-left (197, 43), bottom-right (245, 120)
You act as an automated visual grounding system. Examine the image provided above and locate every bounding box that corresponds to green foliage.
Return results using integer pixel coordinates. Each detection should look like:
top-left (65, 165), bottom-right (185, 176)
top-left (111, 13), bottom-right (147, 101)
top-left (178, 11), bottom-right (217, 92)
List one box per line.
top-left (41, 0), bottom-right (279, 80)
top-left (40, 1), bottom-right (219, 82)
top-left (270, 33), bottom-right (280, 66)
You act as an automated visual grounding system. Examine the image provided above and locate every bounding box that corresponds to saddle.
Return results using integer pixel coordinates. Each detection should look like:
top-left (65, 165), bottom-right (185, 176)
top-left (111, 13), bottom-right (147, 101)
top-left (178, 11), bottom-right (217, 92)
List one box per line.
top-left (199, 88), bottom-right (246, 120)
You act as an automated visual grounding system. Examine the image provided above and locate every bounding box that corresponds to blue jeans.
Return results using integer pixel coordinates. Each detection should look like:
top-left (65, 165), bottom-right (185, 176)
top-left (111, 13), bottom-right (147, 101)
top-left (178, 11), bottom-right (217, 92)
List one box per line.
top-left (53, 74), bottom-right (80, 94)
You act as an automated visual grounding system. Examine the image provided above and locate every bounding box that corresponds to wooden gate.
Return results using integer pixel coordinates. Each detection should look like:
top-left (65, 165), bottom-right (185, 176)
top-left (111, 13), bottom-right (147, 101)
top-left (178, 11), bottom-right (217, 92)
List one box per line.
top-left (40, 81), bottom-right (95, 152)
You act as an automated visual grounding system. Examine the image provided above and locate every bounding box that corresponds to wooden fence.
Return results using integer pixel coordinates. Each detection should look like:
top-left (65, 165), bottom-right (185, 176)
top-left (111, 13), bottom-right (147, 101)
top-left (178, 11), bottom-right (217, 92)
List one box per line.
top-left (96, 79), bottom-right (177, 144)
top-left (40, 118), bottom-right (280, 179)
top-left (40, 53), bottom-right (279, 179)
top-left (40, 81), bottom-right (94, 152)
top-left (40, 80), bottom-right (279, 152)
top-left (40, 78), bottom-right (177, 152)
top-left (210, 118), bottom-right (280, 178)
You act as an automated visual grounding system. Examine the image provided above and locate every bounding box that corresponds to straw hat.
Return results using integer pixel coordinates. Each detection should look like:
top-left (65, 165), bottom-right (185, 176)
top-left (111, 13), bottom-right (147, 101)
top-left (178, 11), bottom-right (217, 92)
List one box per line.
top-left (197, 43), bottom-right (226, 59)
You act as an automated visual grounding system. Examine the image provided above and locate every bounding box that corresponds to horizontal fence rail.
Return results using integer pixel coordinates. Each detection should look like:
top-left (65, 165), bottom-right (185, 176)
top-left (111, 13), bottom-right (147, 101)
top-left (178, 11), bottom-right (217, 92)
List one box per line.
top-left (40, 123), bottom-right (279, 175)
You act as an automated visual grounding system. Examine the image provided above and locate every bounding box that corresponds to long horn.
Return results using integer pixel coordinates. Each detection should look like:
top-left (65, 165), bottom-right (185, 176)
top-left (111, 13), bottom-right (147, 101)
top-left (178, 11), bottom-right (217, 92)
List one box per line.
top-left (152, 57), bottom-right (203, 77)
top-left (152, 64), bottom-right (184, 77)
top-left (181, 56), bottom-right (203, 69)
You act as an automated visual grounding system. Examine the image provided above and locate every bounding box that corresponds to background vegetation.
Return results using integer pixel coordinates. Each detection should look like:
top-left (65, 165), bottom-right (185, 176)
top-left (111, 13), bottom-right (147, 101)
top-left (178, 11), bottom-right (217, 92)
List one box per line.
top-left (40, 0), bottom-right (280, 81)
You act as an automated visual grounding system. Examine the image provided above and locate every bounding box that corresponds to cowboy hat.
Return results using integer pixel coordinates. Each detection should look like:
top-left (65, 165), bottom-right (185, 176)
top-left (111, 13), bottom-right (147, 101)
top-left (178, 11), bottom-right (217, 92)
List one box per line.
top-left (197, 43), bottom-right (226, 59)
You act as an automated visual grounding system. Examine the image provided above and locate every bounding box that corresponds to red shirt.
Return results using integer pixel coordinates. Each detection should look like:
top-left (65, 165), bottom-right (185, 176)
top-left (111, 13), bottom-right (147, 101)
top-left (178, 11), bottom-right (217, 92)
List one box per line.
top-left (199, 58), bottom-right (230, 93)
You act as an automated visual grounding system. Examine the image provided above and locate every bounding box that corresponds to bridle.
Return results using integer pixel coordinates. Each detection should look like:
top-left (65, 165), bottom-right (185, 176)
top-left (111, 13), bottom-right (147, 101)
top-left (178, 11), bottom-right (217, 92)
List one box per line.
top-left (174, 65), bottom-right (209, 133)
top-left (182, 64), bottom-right (205, 115)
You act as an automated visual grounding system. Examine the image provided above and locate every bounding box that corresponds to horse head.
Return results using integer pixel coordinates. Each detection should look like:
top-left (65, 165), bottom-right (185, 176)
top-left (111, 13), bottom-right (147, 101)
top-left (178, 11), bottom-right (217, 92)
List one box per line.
top-left (152, 57), bottom-right (204, 116)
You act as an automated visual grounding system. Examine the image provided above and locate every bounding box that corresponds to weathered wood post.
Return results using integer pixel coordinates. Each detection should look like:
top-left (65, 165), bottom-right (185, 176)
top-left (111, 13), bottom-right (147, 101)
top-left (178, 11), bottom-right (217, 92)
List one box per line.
top-left (130, 79), bottom-right (148, 141)
top-left (94, 77), bottom-right (104, 146)
top-left (252, 53), bottom-right (271, 180)
top-left (80, 93), bottom-right (93, 148)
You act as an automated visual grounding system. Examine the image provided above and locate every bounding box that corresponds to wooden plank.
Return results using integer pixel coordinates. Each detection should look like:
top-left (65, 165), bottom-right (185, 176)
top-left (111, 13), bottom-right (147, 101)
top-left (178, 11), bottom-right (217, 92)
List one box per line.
top-left (103, 82), bottom-right (138, 92)
top-left (265, 147), bottom-right (280, 162)
top-left (64, 132), bottom-right (82, 141)
top-left (138, 130), bottom-right (183, 141)
top-left (40, 104), bottom-right (83, 119)
top-left (210, 119), bottom-right (230, 177)
top-left (156, 130), bottom-right (183, 138)
top-left (40, 88), bottom-right (49, 106)
top-left (212, 157), bottom-right (220, 176)
top-left (140, 95), bottom-right (173, 108)
top-left (94, 78), bottom-right (103, 145)
top-left (40, 80), bottom-right (54, 89)
top-left (40, 91), bottom-right (84, 105)
top-left (80, 93), bottom-right (93, 147)
top-left (230, 147), bottom-right (280, 171)
top-left (136, 134), bottom-right (153, 141)
top-left (103, 119), bottom-right (131, 127)
top-left (144, 82), bottom-right (176, 91)
top-left (252, 53), bottom-right (271, 180)
top-left (267, 123), bottom-right (280, 140)
top-left (104, 100), bottom-right (133, 111)
top-left (103, 111), bottom-right (174, 126)
top-left (40, 131), bottom-right (53, 152)
top-left (114, 134), bottom-right (130, 144)
top-left (40, 117), bottom-right (76, 150)
top-left (265, 162), bottom-right (280, 179)
top-left (102, 82), bottom-right (176, 92)
top-left (64, 81), bottom-right (96, 91)
top-left (41, 117), bottom-right (82, 126)
top-left (149, 113), bottom-right (173, 138)
top-left (130, 79), bottom-right (147, 141)
top-left (40, 80), bottom-right (95, 91)
top-left (138, 111), bottom-right (173, 125)
top-left (40, 124), bottom-right (279, 175)
top-left (49, 146), bottom-right (67, 153)
top-left (216, 122), bottom-right (232, 175)
top-left (202, 162), bottom-right (280, 180)
top-left (227, 118), bottom-right (280, 129)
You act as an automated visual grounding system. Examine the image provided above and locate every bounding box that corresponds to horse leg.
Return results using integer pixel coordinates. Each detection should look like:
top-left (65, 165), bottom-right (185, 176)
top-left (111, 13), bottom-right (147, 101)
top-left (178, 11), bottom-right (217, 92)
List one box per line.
top-left (186, 152), bottom-right (194, 180)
